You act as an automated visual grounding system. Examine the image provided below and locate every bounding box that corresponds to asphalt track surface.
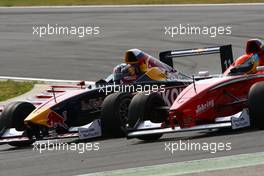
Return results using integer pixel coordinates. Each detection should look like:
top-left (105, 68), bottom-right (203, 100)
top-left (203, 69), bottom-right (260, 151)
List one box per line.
top-left (0, 4), bottom-right (264, 176)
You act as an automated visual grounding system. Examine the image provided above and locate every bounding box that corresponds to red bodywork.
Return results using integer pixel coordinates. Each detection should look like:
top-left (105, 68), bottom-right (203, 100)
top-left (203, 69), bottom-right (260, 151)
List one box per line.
top-left (169, 72), bottom-right (264, 128)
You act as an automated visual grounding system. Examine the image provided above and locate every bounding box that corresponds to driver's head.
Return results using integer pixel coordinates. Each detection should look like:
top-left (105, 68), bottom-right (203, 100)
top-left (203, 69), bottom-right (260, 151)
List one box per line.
top-left (113, 63), bottom-right (138, 84)
top-left (246, 39), bottom-right (263, 54)
top-left (113, 63), bottom-right (127, 83)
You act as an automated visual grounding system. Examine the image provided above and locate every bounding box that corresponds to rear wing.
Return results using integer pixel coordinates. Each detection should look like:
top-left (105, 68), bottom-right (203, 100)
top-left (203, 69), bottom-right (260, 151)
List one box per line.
top-left (159, 45), bottom-right (234, 73)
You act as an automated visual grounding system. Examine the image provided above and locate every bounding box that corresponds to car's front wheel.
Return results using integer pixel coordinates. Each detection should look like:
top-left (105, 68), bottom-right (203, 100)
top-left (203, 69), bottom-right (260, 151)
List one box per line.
top-left (0, 101), bottom-right (35, 147)
top-left (101, 92), bottom-right (132, 137)
top-left (127, 92), bottom-right (166, 141)
top-left (248, 81), bottom-right (264, 129)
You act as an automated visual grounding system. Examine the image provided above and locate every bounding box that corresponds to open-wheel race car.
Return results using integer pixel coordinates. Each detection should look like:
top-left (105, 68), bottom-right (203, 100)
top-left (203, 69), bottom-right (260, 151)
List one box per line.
top-left (0, 45), bottom-right (232, 147)
top-left (127, 39), bottom-right (264, 141)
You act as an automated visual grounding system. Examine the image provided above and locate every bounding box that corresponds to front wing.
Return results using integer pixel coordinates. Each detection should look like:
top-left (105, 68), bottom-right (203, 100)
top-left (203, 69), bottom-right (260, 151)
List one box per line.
top-left (127, 109), bottom-right (250, 139)
top-left (0, 119), bottom-right (102, 145)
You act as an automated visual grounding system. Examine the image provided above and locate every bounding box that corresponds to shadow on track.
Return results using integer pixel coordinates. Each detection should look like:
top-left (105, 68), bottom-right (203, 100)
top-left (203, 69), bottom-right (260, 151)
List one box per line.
top-left (131, 128), bottom-right (260, 145)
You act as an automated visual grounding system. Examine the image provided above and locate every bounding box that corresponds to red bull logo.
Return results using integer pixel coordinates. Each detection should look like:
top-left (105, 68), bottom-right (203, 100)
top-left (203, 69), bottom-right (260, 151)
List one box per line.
top-left (46, 111), bottom-right (68, 129)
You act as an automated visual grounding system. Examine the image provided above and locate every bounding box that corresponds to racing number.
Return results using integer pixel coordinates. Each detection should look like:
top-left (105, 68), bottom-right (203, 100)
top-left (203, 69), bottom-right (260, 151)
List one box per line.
top-left (224, 59), bottom-right (233, 71)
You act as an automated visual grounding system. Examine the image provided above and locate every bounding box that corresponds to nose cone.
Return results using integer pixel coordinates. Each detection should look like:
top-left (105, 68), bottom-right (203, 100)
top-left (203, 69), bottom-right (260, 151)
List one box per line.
top-left (24, 107), bottom-right (51, 127)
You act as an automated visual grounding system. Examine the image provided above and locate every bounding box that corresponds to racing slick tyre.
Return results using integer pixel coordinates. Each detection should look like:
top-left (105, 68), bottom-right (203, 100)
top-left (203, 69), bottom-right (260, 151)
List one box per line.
top-left (127, 92), bottom-right (166, 141)
top-left (248, 82), bottom-right (264, 129)
top-left (0, 102), bottom-right (35, 147)
top-left (101, 92), bottom-right (132, 137)
top-left (8, 140), bottom-right (35, 147)
top-left (0, 101), bottom-right (35, 131)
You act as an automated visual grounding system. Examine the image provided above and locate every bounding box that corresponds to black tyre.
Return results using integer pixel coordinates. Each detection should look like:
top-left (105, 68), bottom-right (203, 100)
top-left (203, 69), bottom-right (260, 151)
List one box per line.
top-left (127, 92), bottom-right (166, 141)
top-left (8, 140), bottom-right (34, 147)
top-left (0, 101), bottom-right (35, 131)
top-left (101, 92), bottom-right (132, 136)
top-left (128, 92), bottom-right (166, 128)
top-left (248, 81), bottom-right (264, 129)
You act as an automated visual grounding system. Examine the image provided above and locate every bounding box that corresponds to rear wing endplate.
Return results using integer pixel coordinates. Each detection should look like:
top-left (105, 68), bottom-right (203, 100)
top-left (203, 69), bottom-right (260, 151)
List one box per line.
top-left (159, 45), bottom-right (234, 73)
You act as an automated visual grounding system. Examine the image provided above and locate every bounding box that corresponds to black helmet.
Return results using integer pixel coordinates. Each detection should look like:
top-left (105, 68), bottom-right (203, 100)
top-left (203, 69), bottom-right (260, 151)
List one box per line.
top-left (246, 39), bottom-right (263, 54)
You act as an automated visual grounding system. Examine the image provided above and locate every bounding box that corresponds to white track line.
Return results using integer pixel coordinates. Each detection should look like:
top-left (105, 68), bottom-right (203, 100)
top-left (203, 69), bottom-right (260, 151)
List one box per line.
top-left (0, 76), bottom-right (95, 85)
top-left (0, 3), bottom-right (263, 9)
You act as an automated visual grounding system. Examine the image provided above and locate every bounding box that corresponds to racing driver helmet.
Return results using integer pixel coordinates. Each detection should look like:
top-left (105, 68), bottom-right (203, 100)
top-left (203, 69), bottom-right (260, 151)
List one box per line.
top-left (246, 39), bottom-right (263, 54)
top-left (246, 39), bottom-right (264, 66)
top-left (113, 63), bottom-right (138, 84)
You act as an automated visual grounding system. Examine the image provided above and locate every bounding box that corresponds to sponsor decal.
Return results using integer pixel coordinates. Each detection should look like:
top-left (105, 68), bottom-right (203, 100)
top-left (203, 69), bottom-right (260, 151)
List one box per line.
top-left (47, 111), bottom-right (68, 129)
top-left (161, 87), bottom-right (185, 107)
top-left (231, 109), bottom-right (250, 129)
top-left (196, 100), bottom-right (214, 114)
top-left (78, 119), bottom-right (102, 140)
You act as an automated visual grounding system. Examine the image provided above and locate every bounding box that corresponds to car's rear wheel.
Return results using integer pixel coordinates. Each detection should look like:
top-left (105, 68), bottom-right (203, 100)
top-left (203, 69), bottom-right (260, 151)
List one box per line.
top-left (0, 102), bottom-right (35, 147)
top-left (127, 92), bottom-right (166, 141)
top-left (101, 92), bottom-right (132, 137)
top-left (248, 81), bottom-right (264, 129)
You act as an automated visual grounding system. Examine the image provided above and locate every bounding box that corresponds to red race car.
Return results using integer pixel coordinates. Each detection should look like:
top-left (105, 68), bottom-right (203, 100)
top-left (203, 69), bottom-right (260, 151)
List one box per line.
top-left (0, 45), bottom-right (230, 147)
top-left (127, 39), bottom-right (264, 140)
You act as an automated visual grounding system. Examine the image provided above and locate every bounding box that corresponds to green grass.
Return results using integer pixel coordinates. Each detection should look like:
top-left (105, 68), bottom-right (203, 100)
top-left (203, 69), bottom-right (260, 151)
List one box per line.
top-left (0, 0), bottom-right (263, 6)
top-left (0, 80), bottom-right (34, 102)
